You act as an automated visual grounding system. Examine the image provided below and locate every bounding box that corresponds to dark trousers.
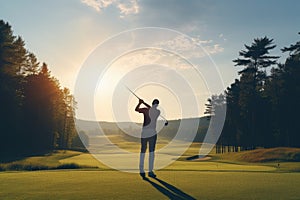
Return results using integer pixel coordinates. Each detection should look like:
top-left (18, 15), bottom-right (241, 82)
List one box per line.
top-left (140, 134), bottom-right (157, 153)
top-left (140, 134), bottom-right (157, 173)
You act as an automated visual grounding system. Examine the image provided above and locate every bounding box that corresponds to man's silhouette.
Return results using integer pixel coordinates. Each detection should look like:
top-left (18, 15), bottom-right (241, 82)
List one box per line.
top-left (135, 98), bottom-right (160, 178)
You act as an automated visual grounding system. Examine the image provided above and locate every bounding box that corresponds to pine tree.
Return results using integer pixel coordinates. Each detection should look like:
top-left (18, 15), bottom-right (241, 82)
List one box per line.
top-left (233, 37), bottom-right (279, 149)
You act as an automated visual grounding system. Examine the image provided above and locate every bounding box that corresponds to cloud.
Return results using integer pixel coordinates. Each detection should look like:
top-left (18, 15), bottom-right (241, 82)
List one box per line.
top-left (117, 0), bottom-right (139, 18)
top-left (81, 0), bottom-right (139, 17)
top-left (155, 35), bottom-right (224, 59)
top-left (81, 0), bottom-right (114, 12)
top-left (108, 48), bottom-right (196, 72)
top-left (81, 0), bottom-right (213, 28)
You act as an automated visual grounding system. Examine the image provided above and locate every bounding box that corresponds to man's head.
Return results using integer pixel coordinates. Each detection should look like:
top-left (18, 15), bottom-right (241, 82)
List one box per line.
top-left (152, 99), bottom-right (159, 106)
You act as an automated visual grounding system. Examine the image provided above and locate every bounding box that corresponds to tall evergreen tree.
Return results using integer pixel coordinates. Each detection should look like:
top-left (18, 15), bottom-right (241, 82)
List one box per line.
top-left (223, 79), bottom-right (241, 150)
top-left (0, 20), bottom-right (27, 158)
top-left (204, 94), bottom-right (226, 153)
top-left (0, 19), bottom-right (78, 159)
top-left (232, 37), bottom-right (279, 149)
top-left (267, 32), bottom-right (300, 147)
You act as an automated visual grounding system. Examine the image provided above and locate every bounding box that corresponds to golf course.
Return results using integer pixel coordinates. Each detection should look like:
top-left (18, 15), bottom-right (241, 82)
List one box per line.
top-left (1, 143), bottom-right (300, 200)
top-left (1, 1), bottom-right (300, 199)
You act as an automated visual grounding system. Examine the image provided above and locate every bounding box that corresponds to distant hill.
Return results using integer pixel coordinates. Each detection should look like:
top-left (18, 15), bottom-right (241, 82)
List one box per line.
top-left (75, 117), bottom-right (210, 142)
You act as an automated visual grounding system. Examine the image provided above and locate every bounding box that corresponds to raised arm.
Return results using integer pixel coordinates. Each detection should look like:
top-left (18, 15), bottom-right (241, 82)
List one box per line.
top-left (135, 99), bottom-right (151, 112)
top-left (135, 99), bottom-right (143, 112)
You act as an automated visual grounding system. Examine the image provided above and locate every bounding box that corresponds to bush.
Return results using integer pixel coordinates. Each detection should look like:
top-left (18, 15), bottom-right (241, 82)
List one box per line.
top-left (0, 165), bottom-right (5, 171)
top-left (6, 163), bottom-right (24, 171)
top-left (23, 165), bottom-right (49, 171)
top-left (56, 163), bottom-right (81, 169)
top-left (6, 163), bottom-right (49, 171)
top-left (291, 152), bottom-right (300, 161)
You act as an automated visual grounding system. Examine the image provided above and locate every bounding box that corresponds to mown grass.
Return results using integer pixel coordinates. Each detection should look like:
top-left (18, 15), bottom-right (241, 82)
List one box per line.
top-left (0, 171), bottom-right (300, 200)
top-left (1, 145), bottom-right (300, 199)
top-left (2, 144), bottom-right (300, 173)
top-left (59, 147), bottom-right (300, 173)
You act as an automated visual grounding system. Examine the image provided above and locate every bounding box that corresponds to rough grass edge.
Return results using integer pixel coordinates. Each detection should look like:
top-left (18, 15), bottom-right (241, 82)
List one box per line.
top-left (0, 162), bottom-right (98, 171)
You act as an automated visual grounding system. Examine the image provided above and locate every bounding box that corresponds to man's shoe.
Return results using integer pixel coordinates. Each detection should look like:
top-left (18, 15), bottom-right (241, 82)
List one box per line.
top-left (148, 171), bottom-right (156, 178)
top-left (140, 172), bottom-right (146, 179)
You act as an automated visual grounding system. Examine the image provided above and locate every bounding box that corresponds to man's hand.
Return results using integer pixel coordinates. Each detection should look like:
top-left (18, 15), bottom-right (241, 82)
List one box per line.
top-left (140, 99), bottom-right (151, 108)
top-left (135, 99), bottom-right (144, 112)
top-left (136, 99), bottom-right (151, 110)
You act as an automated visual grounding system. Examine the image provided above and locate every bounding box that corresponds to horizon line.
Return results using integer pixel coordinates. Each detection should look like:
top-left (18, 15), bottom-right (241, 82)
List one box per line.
top-left (75, 115), bottom-right (208, 123)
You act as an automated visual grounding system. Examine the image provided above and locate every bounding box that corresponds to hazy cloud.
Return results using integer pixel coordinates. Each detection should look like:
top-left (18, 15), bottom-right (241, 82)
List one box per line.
top-left (81, 0), bottom-right (214, 29)
top-left (81, 0), bottom-right (139, 17)
top-left (155, 35), bottom-right (224, 59)
top-left (81, 0), bottom-right (114, 12)
top-left (218, 33), bottom-right (227, 41)
top-left (117, 0), bottom-right (139, 18)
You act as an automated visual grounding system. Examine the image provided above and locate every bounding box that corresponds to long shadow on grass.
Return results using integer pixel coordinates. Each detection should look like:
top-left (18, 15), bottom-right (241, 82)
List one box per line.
top-left (143, 177), bottom-right (196, 200)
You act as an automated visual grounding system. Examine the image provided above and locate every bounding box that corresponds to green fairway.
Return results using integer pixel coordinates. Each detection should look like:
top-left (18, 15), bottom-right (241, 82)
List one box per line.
top-left (60, 153), bottom-right (276, 172)
top-left (1, 170), bottom-right (300, 200)
top-left (58, 145), bottom-right (300, 172)
top-left (1, 148), bottom-right (300, 199)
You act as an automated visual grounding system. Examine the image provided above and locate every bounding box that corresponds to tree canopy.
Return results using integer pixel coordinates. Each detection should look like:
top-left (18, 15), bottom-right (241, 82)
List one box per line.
top-left (0, 20), bottom-right (77, 160)
top-left (206, 34), bottom-right (300, 152)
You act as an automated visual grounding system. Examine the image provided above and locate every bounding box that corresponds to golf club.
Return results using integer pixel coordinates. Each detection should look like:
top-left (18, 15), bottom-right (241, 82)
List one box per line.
top-left (125, 86), bottom-right (169, 126)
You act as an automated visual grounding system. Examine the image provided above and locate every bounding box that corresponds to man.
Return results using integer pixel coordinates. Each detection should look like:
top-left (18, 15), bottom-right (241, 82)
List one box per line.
top-left (135, 98), bottom-right (160, 179)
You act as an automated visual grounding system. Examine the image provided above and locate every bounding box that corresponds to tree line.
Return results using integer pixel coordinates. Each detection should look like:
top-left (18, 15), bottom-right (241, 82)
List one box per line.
top-left (206, 33), bottom-right (300, 153)
top-left (0, 20), bottom-right (78, 160)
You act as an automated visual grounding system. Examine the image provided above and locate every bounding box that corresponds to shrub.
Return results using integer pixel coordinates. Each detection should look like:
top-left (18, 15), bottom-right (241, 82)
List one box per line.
top-left (56, 163), bottom-right (81, 169)
top-left (0, 165), bottom-right (5, 171)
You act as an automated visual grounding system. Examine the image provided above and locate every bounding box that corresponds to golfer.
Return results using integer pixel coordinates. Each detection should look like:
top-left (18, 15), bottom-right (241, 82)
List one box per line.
top-left (135, 98), bottom-right (160, 178)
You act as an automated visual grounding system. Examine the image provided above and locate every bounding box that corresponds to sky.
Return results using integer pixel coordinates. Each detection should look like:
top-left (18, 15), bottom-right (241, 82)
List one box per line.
top-left (0, 0), bottom-right (299, 122)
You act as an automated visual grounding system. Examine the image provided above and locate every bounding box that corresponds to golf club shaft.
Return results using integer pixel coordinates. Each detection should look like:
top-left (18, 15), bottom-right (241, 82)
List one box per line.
top-left (125, 86), bottom-right (141, 100)
top-left (125, 85), bottom-right (168, 122)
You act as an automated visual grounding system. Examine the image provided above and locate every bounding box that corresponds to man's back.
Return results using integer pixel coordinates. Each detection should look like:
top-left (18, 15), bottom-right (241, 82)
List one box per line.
top-left (146, 107), bottom-right (160, 130)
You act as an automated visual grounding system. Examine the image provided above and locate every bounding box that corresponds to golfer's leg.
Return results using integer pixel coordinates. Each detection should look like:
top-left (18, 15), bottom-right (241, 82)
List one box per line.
top-left (148, 135), bottom-right (157, 172)
top-left (139, 138), bottom-right (147, 173)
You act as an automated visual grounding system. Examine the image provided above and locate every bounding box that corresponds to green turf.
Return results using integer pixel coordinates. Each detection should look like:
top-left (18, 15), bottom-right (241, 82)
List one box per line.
top-left (1, 146), bottom-right (300, 199)
top-left (0, 171), bottom-right (300, 200)
top-left (60, 153), bottom-right (277, 172)
top-left (59, 147), bottom-right (300, 173)
top-left (2, 145), bottom-right (299, 172)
